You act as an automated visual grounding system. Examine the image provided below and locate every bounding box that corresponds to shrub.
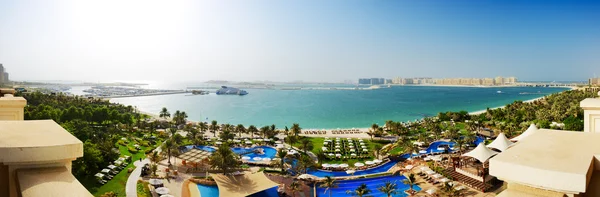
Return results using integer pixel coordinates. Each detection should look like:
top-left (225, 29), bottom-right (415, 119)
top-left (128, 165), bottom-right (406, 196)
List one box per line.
top-left (140, 140), bottom-right (150, 147)
top-left (118, 140), bottom-right (127, 146)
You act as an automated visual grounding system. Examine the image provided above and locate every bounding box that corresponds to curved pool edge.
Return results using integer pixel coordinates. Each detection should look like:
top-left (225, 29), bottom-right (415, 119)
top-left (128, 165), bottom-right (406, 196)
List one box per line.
top-left (189, 182), bottom-right (201, 197)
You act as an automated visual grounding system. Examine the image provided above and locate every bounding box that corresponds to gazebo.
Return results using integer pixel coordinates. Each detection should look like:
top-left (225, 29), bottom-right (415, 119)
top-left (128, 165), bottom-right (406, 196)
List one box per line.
top-left (447, 143), bottom-right (500, 192)
top-left (178, 149), bottom-right (211, 164)
top-left (511, 124), bottom-right (538, 142)
top-left (487, 133), bottom-right (514, 152)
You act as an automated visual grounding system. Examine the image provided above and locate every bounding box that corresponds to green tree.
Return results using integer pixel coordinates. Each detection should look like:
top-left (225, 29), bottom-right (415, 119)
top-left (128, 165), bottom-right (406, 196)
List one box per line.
top-left (289, 181), bottom-right (303, 197)
top-left (235, 124), bottom-right (246, 137)
top-left (402, 173), bottom-right (419, 195)
top-left (210, 120), bottom-right (219, 137)
top-left (320, 176), bottom-right (338, 197)
top-left (209, 143), bottom-right (239, 174)
top-left (346, 183), bottom-right (371, 197)
top-left (377, 181), bottom-right (398, 197)
top-left (159, 107), bottom-right (170, 119)
top-left (564, 116), bottom-right (584, 131)
top-left (291, 123), bottom-right (302, 137)
top-left (248, 125), bottom-right (258, 138)
top-left (299, 138), bottom-right (314, 153)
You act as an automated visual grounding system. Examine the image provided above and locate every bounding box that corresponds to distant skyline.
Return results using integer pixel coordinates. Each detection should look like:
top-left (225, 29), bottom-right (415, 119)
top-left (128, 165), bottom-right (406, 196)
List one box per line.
top-left (1, 0), bottom-right (599, 83)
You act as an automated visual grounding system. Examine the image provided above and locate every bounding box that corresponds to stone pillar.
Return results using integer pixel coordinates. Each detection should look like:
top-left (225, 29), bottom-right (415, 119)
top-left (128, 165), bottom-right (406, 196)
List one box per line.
top-left (0, 89), bottom-right (26, 120)
top-left (581, 95), bottom-right (600, 133)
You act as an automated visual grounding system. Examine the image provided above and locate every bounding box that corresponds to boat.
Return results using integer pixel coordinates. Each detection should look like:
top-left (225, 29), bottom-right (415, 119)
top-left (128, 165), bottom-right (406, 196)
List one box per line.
top-left (497, 91), bottom-right (503, 94)
top-left (191, 90), bottom-right (209, 95)
top-left (216, 86), bottom-right (248, 95)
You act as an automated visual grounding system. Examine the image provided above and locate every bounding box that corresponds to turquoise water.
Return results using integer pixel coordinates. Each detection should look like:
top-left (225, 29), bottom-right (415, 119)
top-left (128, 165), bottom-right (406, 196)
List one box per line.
top-left (231, 146), bottom-right (277, 159)
top-left (111, 86), bottom-right (567, 128)
top-left (316, 175), bottom-right (421, 197)
top-left (197, 184), bottom-right (279, 197)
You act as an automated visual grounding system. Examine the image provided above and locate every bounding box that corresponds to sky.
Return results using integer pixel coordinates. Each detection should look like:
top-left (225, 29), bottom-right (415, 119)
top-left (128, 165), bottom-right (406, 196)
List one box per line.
top-left (0, 0), bottom-right (599, 83)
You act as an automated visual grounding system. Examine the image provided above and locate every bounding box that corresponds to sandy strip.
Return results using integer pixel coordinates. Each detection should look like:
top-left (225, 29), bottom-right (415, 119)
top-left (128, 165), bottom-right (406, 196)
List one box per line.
top-left (469, 96), bottom-right (545, 115)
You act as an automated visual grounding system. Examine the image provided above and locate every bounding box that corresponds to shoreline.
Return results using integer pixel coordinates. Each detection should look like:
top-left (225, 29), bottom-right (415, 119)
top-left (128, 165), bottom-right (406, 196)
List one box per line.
top-left (126, 88), bottom-right (572, 130)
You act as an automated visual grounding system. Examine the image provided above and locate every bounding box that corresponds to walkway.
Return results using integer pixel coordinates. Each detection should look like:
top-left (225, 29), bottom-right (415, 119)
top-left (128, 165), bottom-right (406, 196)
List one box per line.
top-left (125, 159), bottom-right (149, 197)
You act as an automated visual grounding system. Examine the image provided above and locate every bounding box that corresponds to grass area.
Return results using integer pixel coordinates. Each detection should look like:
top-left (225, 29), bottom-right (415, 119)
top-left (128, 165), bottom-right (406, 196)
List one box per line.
top-left (388, 146), bottom-right (404, 155)
top-left (136, 180), bottom-right (152, 197)
top-left (292, 136), bottom-right (391, 166)
top-left (83, 134), bottom-right (163, 197)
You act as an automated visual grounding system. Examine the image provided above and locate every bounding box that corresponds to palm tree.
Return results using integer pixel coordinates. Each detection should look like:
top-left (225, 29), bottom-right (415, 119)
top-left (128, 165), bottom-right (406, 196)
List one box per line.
top-left (402, 173), bottom-right (419, 195)
top-left (159, 107), bottom-right (170, 119)
top-left (346, 183), bottom-right (371, 197)
top-left (209, 142), bottom-right (239, 174)
top-left (291, 123), bottom-right (301, 137)
top-left (320, 176), bottom-right (338, 197)
top-left (198, 122), bottom-right (208, 134)
top-left (235, 124), bottom-right (246, 138)
top-left (441, 182), bottom-right (466, 197)
top-left (276, 149), bottom-right (288, 172)
top-left (260, 126), bottom-right (270, 139)
top-left (377, 181), bottom-right (398, 197)
top-left (289, 181), bottom-right (303, 197)
top-left (210, 120), bottom-right (219, 137)
top-left (173, 110), bottom-right (181, 124)
top-left (149, 151), bottom-right (161, 164)
top-left (373, 143), bottom-right (383, 159)
top-left (150, 163), bottom-right (158, 176)
top-left (299, 138), bottom-right (313, 153)
top-left (168, 127), bottom-right (178, 137)
top-left (248, 125), bottom-right (258, 138)
top-left (163, 139), bottom-right (176, 165)
top-left (187, 128), bottom-right (199, 142)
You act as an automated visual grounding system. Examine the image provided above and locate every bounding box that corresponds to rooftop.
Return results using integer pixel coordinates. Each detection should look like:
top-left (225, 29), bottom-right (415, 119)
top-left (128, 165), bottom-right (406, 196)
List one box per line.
top-left (490, 129), bottom-right (600, 193)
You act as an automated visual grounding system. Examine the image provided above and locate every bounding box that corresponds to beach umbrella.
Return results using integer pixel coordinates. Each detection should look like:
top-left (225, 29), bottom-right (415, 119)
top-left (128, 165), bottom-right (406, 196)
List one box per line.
top-left (262, 158), bottom-right (271, 161)
top-left (346, 137), bottom-right (351, 140)
top-left (359, 139), bottom-right (363, 142)
top-left (107, 165), bottom-right (117, 170)
top-left (360, 142), bottom-right (365, 145)
top-left (335, 154), bottom-right (342, 157)
top-left (405, 165), bottom-right (414, 170)
top-left (432, 174), bottom-right (443, 179)
top-left (160, 195), bottom-right (175, 197)
top-left (339, 164), bottom-right (349, 168)
top-left (233, 139), bottom-right (241, 143)
top-left (256, 139), bottom-right (263, 142)
top-left (155, 187), bottom-right (170, 195)
top-left (253, 157), bottom-right (262, 161)
top-left (350, 153), bottom-right (357, 156)
top-left (322, 164), bottom-right (331, 168)
top-left (350, 149), bottom-right (355, 152)
top-left (335, 149), bottom-right (340, 152)
top-left (348, 140), bottom-right (353, 142)
top-left (330, 164), bottom-right (340, 168)
top-left (275, 141), bottom-right (283, 144)
top-left (149, 179), bottom-right (163, 185)
top-left (335, 145), bottom-right (341, 148)
top-left (336, 138), bottom-right (340, 140)
top-left (437, 147), bottom-right (445, 151)
top-left (118, 157), bottom-right (126, 161)
top-left (101, 169), bottom-right (111, 174)
top-left (245, 141), bottom-right (252, 144)
top-left (263, 138), bottom-right (270, 141)
top-left (361, 146), bottom-right (367, 148)
top-left (242, 156), bottom-right (251, 160)
top-left (425, 170), bottom-right (436, 175)
top-left (215, 141), bottom-right (222, 145)
top-left (322, 147), bottom-right (328, 151)
top-left (354, 163), bottom-right (364, 167)
top-left (419, 150), bottom-right (427, 154)
top-left (323, 142), bottom-right (328, 145)
top-left (346, 170), bottom-right (356, 175)
top-left (349, 146), bottom-right (355, 148)
top-left (373, 159), bottom-right (382, 163)
top-left (114, 160), bottom-right (123, 166)
top-left (328, 153), bottom-right (334, 157)
top-left (440, 178), bottom-right (450, 183)
top-left (365, 161), bottom-right (374, 165)
top-left (121, 137), bottom-right (127, 141)
top-left (95, 173), bottom-right (104, 178)
top-left (426, 188), bottom-right (437, 195)
top-left (362, 149), bottom-right (368, 152)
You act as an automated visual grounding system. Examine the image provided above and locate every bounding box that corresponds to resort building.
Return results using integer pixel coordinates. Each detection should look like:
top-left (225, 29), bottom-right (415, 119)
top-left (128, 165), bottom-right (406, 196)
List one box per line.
top-left (489, 94), bottom-right (600, 196)
top-left (0, 89), bottom-right (90, 197)
top-left (590, 78), bottom-right (600, 86)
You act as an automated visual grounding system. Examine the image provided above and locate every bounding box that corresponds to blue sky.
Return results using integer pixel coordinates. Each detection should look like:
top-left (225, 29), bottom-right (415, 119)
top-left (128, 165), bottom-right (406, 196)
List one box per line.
top-left (0, 0), bottom-right (599, 82)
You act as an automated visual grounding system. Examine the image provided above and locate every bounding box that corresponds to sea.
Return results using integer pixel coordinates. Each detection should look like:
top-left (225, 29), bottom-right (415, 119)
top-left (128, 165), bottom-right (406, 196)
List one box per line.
top-left (80, 83), bottom-right (569, 129)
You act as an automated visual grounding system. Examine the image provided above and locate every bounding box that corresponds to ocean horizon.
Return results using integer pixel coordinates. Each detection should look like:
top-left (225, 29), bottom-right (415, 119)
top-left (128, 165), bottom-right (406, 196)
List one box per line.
top-left (105, 85), bottom-right (568, 129)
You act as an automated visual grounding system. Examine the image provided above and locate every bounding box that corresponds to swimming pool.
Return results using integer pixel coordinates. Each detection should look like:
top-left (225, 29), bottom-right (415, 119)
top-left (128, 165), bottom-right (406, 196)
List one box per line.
top-left (197, 184), bottom-right (279, 197)
top-left (191, 145), bottom-right (277, 159)
top-left (400, 140), bottom-right (457, 158)
top-left (232, 146), bottom-right (277, 159)
top-left (308, 161), bottom-right (398, 177)
top-left (474, 136), bottom-right (485, 146)
top-left (315, 175), bottom-right (421, 197)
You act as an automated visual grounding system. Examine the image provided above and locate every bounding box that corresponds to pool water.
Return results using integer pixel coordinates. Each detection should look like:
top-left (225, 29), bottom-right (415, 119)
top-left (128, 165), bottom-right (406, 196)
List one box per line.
top-left (232, 146), bottom-right (277, 159)
top-left (308, 161), bottom-right (398, 177)
top-left (197, 184), bottom-right (279, 197)
top-left (192, 145), bottom-right (277, 159)
top-left (315, 175), bottom-right (421, 197)
top-left (474, 136), bottom-right (485, 146)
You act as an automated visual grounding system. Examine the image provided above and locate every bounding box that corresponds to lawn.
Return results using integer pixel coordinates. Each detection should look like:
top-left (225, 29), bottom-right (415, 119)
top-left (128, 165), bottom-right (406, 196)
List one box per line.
top-left (136, 180), bottom-right (152, 197)
top-left (292, 136), bottom-right (390, 166)
top-left (83, 135), bottom-right (162, 197)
